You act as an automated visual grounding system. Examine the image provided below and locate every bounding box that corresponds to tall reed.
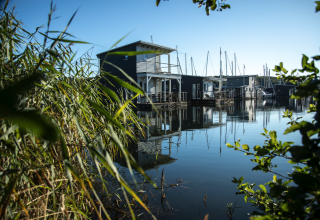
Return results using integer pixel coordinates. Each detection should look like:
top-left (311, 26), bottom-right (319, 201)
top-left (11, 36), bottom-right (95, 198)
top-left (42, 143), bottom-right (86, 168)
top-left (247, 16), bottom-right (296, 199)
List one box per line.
top-left (0, 1), bottom-right (156, 219)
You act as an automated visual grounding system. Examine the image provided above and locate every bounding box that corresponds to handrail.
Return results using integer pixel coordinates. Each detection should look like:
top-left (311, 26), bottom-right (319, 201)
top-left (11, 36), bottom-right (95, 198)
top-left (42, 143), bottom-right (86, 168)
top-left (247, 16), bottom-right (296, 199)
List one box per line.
top-left (138, 92), bottom-right (187, 104)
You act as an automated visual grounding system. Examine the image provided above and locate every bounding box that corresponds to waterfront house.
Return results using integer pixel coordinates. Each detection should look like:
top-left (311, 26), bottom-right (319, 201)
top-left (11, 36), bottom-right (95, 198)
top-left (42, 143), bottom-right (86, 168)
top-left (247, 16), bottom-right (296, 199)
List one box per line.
top-left (274, 83), bottom-right (296, 97)
top-left (97, 41), bottom-right (187, 109)
top-left (223, 75), bottom-right (257, 99)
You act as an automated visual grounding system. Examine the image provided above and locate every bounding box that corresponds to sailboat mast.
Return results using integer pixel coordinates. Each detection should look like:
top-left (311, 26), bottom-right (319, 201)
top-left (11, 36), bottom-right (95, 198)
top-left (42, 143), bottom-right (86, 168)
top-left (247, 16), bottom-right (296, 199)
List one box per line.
top-left (234, 53), bottom-right (236, 76)
top-left (185, 53), bottom-right (187, 75)
top-left (206, 51), bottom-right (209, 77)
top-left (220, 47), bottom-right (222, 78)
top-left (225, 51), bottom-right (227, 76)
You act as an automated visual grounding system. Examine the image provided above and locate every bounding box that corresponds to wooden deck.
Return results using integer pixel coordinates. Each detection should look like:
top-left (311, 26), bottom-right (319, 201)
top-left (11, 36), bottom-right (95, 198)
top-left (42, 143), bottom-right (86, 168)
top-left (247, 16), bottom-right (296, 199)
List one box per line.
top-left (190, 98), bottom-right (234, 106)
top-left (136, 101), bottom-right (188, 110)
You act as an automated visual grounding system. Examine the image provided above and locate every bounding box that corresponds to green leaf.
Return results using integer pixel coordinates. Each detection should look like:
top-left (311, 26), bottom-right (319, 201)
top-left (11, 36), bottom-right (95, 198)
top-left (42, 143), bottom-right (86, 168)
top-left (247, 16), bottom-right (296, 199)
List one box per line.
top-left (281, 203), bottom-right (290, 212)
top-left (273, 175), bottom-right (277, 182)
top-left (301, 54), bottom-right (309, 68)
top-left (269, 130), bottom-right (277, 140)
top-left (259, 184), bottom-right (267, 193)
top-left (235, 142), bottom-right (240, 148)
top-left (86, 99), bottom-right (125, 131)
top-left (289, 146), bottom-right (313, 162)
top-left (221, 4), bottom-right (230, 9)
top-left (245, 187), bottom-right (254, 193)
top-left (312, 55), bottom-right (320, 60)
top-left (211, 3), bottom-right (217, 10)
top-left (315, 1), bottom-right (320, 12)
top-left (226, 143), bottom-right (234, 148)
top-left (156, 0), bottom-right (160, 6)
top-left (99, 84), bottom-right (120, 102)
top-left (292, 173), bottom-right (320, 191)
top-left (273, 65), bottom-right (281, 72)
top-left (0, 174), bottom-right (20, 218)
top-left (205, 6), bottom-right (210, 15)
top-left (242, 144), bottom-right (249, 151)
top-left (263, 128), bottom-right (268, 134)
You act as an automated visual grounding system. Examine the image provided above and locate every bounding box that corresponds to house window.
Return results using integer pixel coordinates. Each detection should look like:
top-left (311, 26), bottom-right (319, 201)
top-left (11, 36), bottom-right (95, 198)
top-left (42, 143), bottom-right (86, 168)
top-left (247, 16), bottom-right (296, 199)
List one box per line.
top-left (204, 84), bottom-right (208, 91)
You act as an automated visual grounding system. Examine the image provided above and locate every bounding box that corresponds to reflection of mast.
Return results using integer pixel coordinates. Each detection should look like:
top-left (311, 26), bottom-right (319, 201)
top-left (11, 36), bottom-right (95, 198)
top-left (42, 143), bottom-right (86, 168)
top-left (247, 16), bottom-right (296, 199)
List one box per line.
top-left (225, 111), bottom-right (227, 144)
top-left (243, 101), bottom-right (245, 134)
top-left (219, 109), bottom-right (222, 156)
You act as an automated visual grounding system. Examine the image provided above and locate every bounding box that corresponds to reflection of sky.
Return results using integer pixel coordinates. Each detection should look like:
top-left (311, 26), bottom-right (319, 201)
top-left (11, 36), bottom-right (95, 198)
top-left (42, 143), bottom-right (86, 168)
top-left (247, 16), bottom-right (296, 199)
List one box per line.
top-left (126, 99), bottom-right (316, 219)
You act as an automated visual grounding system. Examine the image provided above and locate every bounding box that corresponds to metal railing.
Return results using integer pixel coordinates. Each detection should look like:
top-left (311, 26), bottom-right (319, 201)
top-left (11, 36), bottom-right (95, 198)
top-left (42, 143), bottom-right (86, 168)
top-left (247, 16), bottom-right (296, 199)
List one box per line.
top-left (138, 92), bottom-right (187, 104)
top-left (136, 60), bottom-right (180, 75)
top-left (201, 91), bottom-right (235, 99)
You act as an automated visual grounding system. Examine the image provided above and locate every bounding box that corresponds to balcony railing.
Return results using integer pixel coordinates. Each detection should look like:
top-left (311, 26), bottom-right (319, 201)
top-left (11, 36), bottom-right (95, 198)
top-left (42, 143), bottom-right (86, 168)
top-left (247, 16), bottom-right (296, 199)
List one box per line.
top-left (136, 60), bottom-right (181, 75)
top-left (138, 92), bottom-right (187, 104)
top-left (201, 91), bottom-right (235, 99)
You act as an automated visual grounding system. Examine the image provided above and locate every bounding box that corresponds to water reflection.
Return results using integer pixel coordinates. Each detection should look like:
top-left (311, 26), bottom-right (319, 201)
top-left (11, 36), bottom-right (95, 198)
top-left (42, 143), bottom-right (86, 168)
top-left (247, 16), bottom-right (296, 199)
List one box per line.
top-left (121, 97), bottom-right (315, 172)
top-left (116, 97), bottom-right (315, 220)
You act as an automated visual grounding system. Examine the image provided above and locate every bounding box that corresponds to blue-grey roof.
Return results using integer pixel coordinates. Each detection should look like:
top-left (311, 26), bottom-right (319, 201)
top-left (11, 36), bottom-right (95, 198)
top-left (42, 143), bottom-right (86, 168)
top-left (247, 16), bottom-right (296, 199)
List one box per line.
top-left (97, 40), bottom-right (176, 56)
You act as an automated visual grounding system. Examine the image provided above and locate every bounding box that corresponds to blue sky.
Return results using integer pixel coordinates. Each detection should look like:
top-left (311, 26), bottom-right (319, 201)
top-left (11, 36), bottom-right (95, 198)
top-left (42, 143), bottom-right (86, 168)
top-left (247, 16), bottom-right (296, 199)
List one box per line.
top-left (6, 0), bottom-right (320, 77)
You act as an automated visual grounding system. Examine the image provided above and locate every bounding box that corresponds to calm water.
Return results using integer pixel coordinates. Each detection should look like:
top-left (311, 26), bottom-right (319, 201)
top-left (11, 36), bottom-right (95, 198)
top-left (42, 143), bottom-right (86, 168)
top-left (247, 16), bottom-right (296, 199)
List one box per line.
top-left (116, 98), bottom-right (315, 220)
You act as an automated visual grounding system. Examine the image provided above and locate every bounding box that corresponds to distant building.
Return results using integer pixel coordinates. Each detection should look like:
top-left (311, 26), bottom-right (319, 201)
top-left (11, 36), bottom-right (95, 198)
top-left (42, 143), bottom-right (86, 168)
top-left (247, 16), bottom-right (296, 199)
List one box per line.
top-left (223, 75), bottom-right (257, 99)
top-left (170, 75), bottom-right (226, 101)
top-left (274, 84), bottom-right (296, 97)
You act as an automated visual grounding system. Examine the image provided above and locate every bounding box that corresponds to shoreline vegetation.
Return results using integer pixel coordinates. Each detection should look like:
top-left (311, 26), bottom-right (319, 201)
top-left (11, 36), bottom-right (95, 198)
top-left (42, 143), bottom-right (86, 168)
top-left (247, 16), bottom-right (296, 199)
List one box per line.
top-left (0, 1), bottom-right (158, 219)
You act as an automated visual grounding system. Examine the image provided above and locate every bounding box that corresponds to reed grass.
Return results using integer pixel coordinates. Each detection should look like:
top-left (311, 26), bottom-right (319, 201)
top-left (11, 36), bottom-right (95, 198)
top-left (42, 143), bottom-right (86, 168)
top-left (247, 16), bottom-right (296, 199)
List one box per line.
top-left (0, 1), bottom-right (157, 219)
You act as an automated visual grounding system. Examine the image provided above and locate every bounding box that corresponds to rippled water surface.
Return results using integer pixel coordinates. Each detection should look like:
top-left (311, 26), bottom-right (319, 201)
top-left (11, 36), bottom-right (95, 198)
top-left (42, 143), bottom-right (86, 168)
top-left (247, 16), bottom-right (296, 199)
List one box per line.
top-left (116, 98), bottom-right (315, 220)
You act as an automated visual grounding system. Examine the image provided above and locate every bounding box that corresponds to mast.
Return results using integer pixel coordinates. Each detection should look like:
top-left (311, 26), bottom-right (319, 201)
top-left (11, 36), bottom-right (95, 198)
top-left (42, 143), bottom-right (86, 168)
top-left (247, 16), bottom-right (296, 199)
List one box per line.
top-left (234, 53), bottom-right (236, 76)
top-left (220, 47), bottom-right (222, 78)
top-left (232, 61), bottom-right (233, 76)
top-left (206, 51), bottom-right (209, 77)
top-left (176, 46), bottom-right (179, 74)
top-left (225, 51), bottom-right (227, 76)
top-left (191, 57), bottom-right (193, 76)
top-left (263, 65), bottom-right (265, 88)
top-left (266, 63), bottom-right (268, 88)
top-left (185, 53), bottom-right (187, 75)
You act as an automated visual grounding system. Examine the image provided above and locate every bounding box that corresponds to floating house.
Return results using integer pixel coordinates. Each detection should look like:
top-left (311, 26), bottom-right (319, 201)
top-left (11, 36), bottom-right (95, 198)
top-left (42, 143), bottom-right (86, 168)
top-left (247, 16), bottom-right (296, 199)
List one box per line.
top-left (223, 75), bottom-right (258, 99)
top-left (97, 41), bottom-right (187, 109)
top-left (274, 84), bottom-right (296, 97)
top-left (170, 75), bottom-right (233, 105)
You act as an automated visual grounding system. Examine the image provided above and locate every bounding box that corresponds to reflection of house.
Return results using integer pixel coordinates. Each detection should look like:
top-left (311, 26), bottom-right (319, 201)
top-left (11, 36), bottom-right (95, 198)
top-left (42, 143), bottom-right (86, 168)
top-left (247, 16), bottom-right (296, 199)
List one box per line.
top-left (226, 100), bottom-right (256, 122)
top-left (97, 41), bottom-right (187, 109)
top-left (137, 110), bottom-right (183, 141)
top-left (117, 140), bottom-right (177, 171)
top-left (223, 75), bottom-right (257, 99)
top-left (180, 106), bottom-right (225, 130)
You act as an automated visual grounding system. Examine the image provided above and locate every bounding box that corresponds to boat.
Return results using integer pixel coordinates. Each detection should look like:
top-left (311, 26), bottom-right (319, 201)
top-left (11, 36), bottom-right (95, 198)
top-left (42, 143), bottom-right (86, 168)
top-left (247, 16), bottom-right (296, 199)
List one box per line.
top-left (258, 90), bottom-right (274, 99)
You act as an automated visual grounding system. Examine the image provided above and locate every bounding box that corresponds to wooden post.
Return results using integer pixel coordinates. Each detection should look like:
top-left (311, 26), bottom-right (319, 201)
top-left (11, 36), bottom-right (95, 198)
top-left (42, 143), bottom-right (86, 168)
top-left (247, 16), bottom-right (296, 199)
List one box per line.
top-left (169, 79), bottom-right (171, 103)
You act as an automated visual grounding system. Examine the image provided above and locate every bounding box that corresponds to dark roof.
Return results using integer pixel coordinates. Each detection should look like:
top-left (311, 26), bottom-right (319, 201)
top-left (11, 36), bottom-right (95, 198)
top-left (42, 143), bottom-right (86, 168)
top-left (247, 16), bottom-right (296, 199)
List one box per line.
top-left (226, 75), bottom-right (258, 78)
top-left (97, 40), bottom-right (176, 56)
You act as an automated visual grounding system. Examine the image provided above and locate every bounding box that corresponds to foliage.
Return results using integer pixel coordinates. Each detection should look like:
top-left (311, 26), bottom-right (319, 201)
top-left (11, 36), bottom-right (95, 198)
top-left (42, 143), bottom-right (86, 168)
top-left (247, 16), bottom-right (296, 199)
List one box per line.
top-left (156, 0), bottom-right (230, 15)
top-left (0, 2), bottom-right (156, 219)
top-left (226, 3), bottom-right (320, 219)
